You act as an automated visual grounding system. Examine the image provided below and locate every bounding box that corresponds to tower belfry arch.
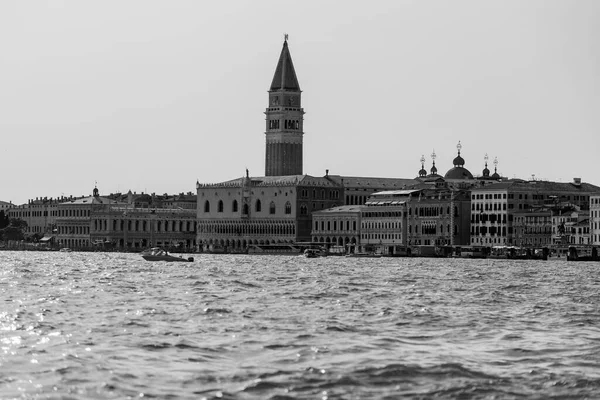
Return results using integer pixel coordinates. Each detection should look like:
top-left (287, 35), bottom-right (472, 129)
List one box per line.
top-left (264, 37), bottom-right (304, 176)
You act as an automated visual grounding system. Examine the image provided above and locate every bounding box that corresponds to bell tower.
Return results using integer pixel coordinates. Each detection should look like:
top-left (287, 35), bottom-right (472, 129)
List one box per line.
top-left (265, 36), bottom-right (304, 176)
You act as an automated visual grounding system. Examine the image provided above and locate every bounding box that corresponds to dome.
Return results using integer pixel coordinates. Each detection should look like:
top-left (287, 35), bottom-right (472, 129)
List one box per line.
top-left (445, 141), bottom-right (472, 179)
top-left (444, 166), bottom-right (474, 180)
top-left (482, 166), bottom-right (490, 177)
top-left (453, 154), bottom-right (465, 167)
top-left (430, 164), bottom-right (438, 175)
top-left (418, 155), bottom-right (427, 178)
top-left (491, 172), bottom-right (500, 180)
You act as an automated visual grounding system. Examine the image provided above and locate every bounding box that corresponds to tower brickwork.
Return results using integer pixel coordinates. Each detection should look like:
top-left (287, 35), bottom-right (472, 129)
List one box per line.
top-left (265, 38), bottom-right (304, 176)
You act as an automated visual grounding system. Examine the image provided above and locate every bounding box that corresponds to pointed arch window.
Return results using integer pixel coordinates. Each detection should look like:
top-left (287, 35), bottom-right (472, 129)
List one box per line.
top-left (269, 202), bottom-right (276, 215)
top-left (232, 200), bottom-right (238, 213)
top-left (285, 202), bottom-right (292, 214)
top-left (243, 204), bottom-right (249, 215)
top-left (255, 199), bottom-right (262, 213)
top-left (204, 200), bottom-right (210, 213)
top-left (218, 200), bottom-right (224, 213)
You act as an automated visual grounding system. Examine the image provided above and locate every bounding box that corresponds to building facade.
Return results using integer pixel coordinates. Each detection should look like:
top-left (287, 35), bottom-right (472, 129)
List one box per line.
top-left (512, 209), bottom-right (553, 248)
top-left (196, 174), bottom-right (342, 252)
top-left (54, 188), bottom-right (197, 250)
top-left (311, 186), bottom-right (472, 255)
top-left (470, 179), bottom-right (600, 247)
top-left (0, 200), bottom-right (14, 213)
top-left (7, 197), bottom-right (61, 238)
top-left (311, 205), bottom-right (362, 249)
top-left (90, 205), bottom-right (196, 250)
top-left (592, 195), bottom-right (600, 245)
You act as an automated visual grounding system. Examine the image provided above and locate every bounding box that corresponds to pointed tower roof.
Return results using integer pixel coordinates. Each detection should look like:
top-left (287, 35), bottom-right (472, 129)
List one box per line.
top-left (270, 37), bottom-right (300, 91)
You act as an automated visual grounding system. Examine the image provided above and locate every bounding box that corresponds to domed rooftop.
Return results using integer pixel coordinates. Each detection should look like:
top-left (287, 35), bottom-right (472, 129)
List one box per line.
top-left (418, 155), bottom-right (427, 178)
top-left (445, 166), bottom-right (474, 180)
top-left (427, 151), bottom-right (442, 178)
top-left (444, 141), bottom-right (473, 180)
top-left (491, 157), bottom-right (500, 180)
top-left (453, 154), bottom-right (465, 167)
top-left (430, 163), bottom-right (438, 175)
top-left (482, 154), bottom-right (490, 178)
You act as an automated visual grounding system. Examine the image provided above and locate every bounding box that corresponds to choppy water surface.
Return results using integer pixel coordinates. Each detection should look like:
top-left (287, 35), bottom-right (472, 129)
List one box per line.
top-left (1, 251), bottom-right (599, 399)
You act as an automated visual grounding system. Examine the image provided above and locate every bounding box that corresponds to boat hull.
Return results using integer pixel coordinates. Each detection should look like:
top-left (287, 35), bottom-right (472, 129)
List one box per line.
top-left (141, 255), bottom-right (193, 262)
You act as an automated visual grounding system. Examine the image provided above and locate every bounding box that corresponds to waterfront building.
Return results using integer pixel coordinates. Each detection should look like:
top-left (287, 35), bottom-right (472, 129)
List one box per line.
top-left (360, 191), bottom-right (410, 255)
top-left (7, 197), bottom-right (61, 239)
top-left (55, 187), bottom-right (197, 250)
top-left (56, 188), bottom-right (126, 249)
top-left (591, 195), bottom-right (600, 245)
top-left (0, 200), bottom-right (14, 213)
top-left (311, 205), bottom-right (362, 249)
top-left (197, 173), bottom-right (341, 252)
top-left (552, 207), bottom-right (591, 246)
top-left (404, 187), bottom-right (472, 248)
top-left (90, 202), bottom-right (196, 250)
top-left (311, 185), bottom-right (472, 255)
top-left (470, 179), bottom-right (600, 247)
top-left (512, 209), bottom-right (553, 248)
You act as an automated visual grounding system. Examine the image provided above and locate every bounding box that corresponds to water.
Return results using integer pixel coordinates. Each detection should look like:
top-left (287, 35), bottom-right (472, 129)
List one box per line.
top-left (1, 251), bottom-right (599, 399)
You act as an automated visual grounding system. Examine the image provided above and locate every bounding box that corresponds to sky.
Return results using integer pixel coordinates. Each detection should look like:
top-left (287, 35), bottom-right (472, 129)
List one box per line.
top-left (1, 0), bottom-right (599, 205)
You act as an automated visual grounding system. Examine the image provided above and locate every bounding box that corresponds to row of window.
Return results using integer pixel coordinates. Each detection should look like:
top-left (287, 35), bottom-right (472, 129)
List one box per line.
top-left (408, 224), bottom-right (457, 235)
top-left (471, 226), bottom-right (509, 236)
top-left (362, 211), bottom-right (404, 218)
top-left (314, 220), bottom-right (358, 232)
top-left (91, 219), bottom-right (194, 233)
top-left (268, 119), bottom-right (300, 130)
top-left (57, 226), bottom-right (90, 235)
top-left (516, 227), bottom-right (553, 234)
top-left (300, 189), bottom-right (340, 200)
top-left (10, 209), bottom-right (90, 218)
top-left (204, 200), bottom-right (292, 215)
top-left (362, 233), bottom-right (402, 241)
top-left (473, 203), bottom-right (507, 211)
top-left (197, 222), bottom-right (295, 236)
top-left (473, 193), bottom-right (590, 202)
top-left (409, 206), bottom-right (458, 217)
top-left (472, 214), bottom-right (508, 224)
top-left (362, 221), bottom-right (401, 231)
top-left (472, 193), bottom-right (508, 200)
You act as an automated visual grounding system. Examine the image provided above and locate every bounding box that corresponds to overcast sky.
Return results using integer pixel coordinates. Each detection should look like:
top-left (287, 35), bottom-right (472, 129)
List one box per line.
top-left (1, 0), bottom-right (599, 205)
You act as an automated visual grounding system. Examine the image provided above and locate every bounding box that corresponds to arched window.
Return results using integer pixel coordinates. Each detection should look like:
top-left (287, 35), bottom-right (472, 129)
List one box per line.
top-left (232, 200), bottom-right (238, 213)
top-left (243, 204), bottom-right (249, 215)
top-left (204, 200), bottom-right (210, 213)
top-left (269, 202), bottom-right (276, 215)
top-left (255, 199), bottom-right (262, 212)
top-left (285, 202), bottom-right (292, 214)
top-left (300, 204), bottom-right (308, 215)
top-left (218, 200), bottom-right (224, 213)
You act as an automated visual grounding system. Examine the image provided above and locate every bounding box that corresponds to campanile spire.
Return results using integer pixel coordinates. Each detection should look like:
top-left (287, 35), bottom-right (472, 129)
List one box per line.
top-left (265, 37), bottom-right (304, 176)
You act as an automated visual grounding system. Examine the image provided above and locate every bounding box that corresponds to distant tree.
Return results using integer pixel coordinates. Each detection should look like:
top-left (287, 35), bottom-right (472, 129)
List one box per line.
top-left (0, 226), bottom-right (25, 241)
top-left (0, 211), bottom-right (9, 229)
top-left (0, 218), bottom-right (28, 242)
top-left (9, 218), bottom-right (28, 230)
